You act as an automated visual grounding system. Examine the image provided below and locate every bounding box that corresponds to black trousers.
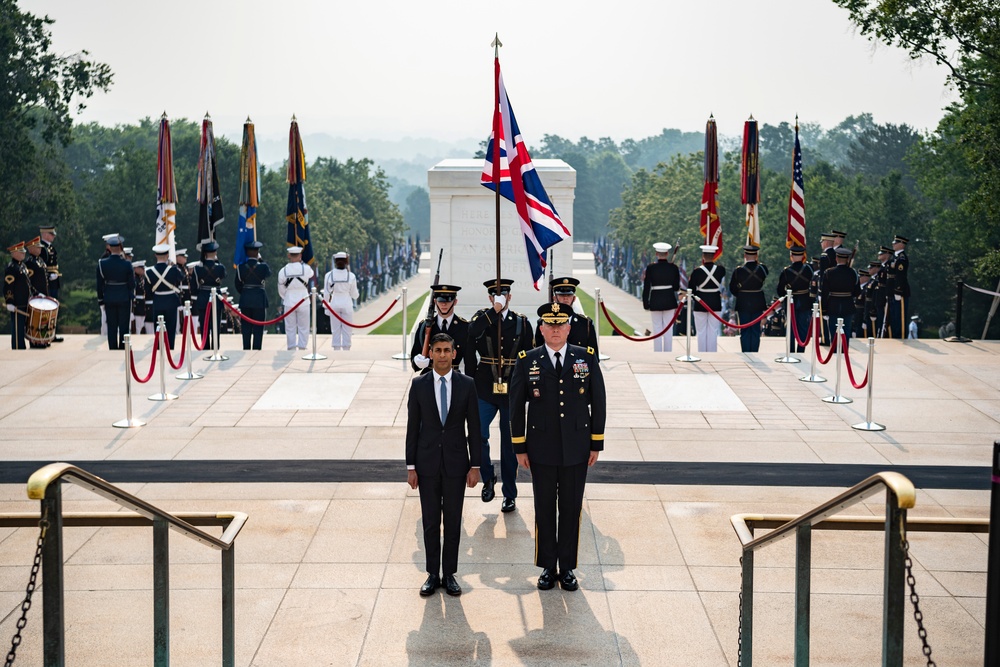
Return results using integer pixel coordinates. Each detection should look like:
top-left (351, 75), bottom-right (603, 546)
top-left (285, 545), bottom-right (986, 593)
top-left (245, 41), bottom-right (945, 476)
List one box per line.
top-left (9, 311), bottom-right (26, 350)
top-left (153, 306), bottom-right (178, 350)
top-left (418, 471), bottom-right (467, 576)
top-left (530, 460), bottom-right (588, 572)
top-left (105, 302), bottom-right (130, 350)
top-left (241, 307), bottom-right (265, 349)
top-left (737, 307), bottom-right (763, 352)
top-left (196, 295), bottom-right (220, 349)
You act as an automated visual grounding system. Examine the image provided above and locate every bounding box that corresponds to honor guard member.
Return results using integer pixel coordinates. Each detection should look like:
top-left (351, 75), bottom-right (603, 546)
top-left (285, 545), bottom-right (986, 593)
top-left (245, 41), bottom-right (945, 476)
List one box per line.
top-left (825, 229), bottom-right (846, 268)
top-left (174, 248), bottom-right (192, 335)
top-left (690, 245), bottom-right (725, 352)
top-left (235, 241), bottom-right (271, 350)
top-left (98, 233), bottom-right (119, 337)
top-left (886, 235), bottom-right (910, 338)
top-left (854, 268), bottom-right (871, 338)
top-left (277, 246), bottom-right (313, 350)
top-left (4, 242), bottom-right (30, 349)
top-left (132, 261), bottom-right (148, 334)
top-left (821, 246), bottom-right (861, 341)
top-left (510, 302), bottom-right (606, 592)
top-left (39, 225), bottom-right (63, 341)
top-left (322, 251), bottom-right (360, 350)
top-left (24, 237), bottom-right (49, 297)
top-left (776, 245), bottom-right (813, 352)
top-left (96, 235), bottom-right (134, 350)
top-left (123, 247), bottom-right (134, 262)
top-left (193, 241), bottom-right (227, 348)
top-left (535, 277), bottom-right (599, 355)
top-left (872, 247), bottom-right (892, 337)
top-left (147, 243), bottom-right (184, 349)
top-left (411, 284), bottom-right (469, 374)
top-left (465, 278), bottom-right (534, 512)
top-left (729, 245), bottom-right (769, 353)
top-left (641, 243), bottom-right (681, 352)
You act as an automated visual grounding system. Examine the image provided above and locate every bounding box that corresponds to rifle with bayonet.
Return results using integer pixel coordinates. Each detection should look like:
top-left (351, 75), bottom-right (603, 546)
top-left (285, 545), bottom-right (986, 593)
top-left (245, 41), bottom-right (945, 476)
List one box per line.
top-left (420, 249), bottom-right (445, 358)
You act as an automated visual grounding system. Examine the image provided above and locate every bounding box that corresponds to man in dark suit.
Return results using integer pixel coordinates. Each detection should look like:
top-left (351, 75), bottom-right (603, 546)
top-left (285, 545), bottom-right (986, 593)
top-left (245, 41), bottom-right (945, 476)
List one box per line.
top-left (96, 236), bottom-right (135, 350)
top-left (410, 284), bottom-right (469, 374)
top-left (193, 241), bottom-right (227, 348)
top-left (146, 243), bottom-right (184, 349)
top-left (729, 245), bottom-right (769, 353)
top-left (510, 303), bottom-right (606, 592)
top-left (406, 333), bottom-right (481, 597)
top-left (235, 241), bottom-right (271, 350)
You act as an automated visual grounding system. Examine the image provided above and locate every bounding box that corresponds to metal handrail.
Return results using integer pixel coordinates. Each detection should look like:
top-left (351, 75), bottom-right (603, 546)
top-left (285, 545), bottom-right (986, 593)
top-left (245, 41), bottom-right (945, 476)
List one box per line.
top-left (732, 513), bottom-right (988, 536)
top-left (26, 462), bottom-right (247, 549)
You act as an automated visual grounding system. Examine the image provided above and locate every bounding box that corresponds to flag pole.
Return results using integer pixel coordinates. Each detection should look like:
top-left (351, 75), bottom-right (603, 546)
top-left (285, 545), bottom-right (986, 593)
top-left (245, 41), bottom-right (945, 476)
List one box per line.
top-left (491, 33), bottom-right (505, 392)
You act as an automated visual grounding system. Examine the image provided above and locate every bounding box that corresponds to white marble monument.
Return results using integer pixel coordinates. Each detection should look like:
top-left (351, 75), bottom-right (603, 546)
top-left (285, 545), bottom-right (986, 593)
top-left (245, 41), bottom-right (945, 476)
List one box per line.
top-left (427, 158), bottom-right (576, 321)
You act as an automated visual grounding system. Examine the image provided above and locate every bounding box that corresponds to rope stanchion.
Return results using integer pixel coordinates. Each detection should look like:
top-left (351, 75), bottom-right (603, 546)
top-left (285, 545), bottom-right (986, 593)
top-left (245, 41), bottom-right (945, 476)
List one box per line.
top-left (184, 300), bottom-right (212, 352)
top-left (113, 333), bottom-right (146, 428)
top-left (815, 321), bottom-right (838, 365)
top-left (177, 301), bottom-right (204, 381)
top-left (676, 290), bottom-right (699, 362)
top-left (790, 299), bottom-right (812, 348)
top-left (775, 288), bottom-right (800, 364)
top-left (222, 297), bottom-right (305, 326)
top-left (324, 295), bottom-right (400, 329)
top-left (852, 337), bottom-right (886, 431)
top-left (391, 286), bottom-right (409, 361)
top-left (148, 316), bottom-right (178, 401)
top-left (821, 318), bottom-right (852, 404)
top-left (842, 332), bottom-right (869, 389)
top-left (799, 303), bottom-right (826, 383)
top-left (594, 287), bottom-right (609, 361)
top-left (599, 299), bottom-right (681, 342)
top-left (697, 296), bottom-right (785, 330)
top-left (303, 287), bottom-right (327, 362)
top-left (204, 287), bottom-right (228, 362)
top-left (129, 327), bottom-right (159, 384)
top-left (163, 314), bottom-right (187, 370)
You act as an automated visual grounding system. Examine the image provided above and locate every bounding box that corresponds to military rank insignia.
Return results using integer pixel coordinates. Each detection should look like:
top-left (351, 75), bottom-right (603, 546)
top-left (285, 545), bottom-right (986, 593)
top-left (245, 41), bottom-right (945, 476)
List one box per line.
top-left (573, 360), bottom-right (589, 379)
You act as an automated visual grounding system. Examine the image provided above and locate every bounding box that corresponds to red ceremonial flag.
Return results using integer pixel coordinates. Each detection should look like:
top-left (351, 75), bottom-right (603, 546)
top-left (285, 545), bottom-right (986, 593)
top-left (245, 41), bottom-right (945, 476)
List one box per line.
top-left (699, 116), bottom-right (722, 261)
top-left (155, 113), bottom-right (178, 263)
top-left (741, 117), bottom-right (761, 247)
top-left (786, 120), bottom-right (806, 248)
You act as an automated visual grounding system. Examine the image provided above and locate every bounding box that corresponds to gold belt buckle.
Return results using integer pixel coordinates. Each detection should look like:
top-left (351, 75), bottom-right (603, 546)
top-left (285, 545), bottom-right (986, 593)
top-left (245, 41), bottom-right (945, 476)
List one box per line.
top-left (493, 382), bottom-right (508, 395)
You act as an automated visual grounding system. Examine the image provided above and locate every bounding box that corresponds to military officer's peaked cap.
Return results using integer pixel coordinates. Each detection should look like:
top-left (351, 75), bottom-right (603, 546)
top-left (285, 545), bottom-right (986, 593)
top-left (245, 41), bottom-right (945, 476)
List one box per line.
top-left (333, 251), bottom-right (348, 259)
top-left (699, 244), bottom-right (718, 253)
top-left (123, 247), bottom-right (133, 255)
top-left (893, 235), bottom-right (909, 245)
top-left (175, 248), bottom-right (188, 257)
top-left (789, 245), bottom-right (806, 255)
top-left (105, 235), bottom-right (122, 247)
top-left (831, 229), bottom-right (847, 238)
top-left (653, 242), bottom-right (672, 253)
top-left (869, 261), bottom-right (882, 268)
top-left (25, 236), bottom-right (42, 248)
top-left (820, 232), bottom-right (836, 239)
top-left (483, 278), bottom-right (514, 294)
top-left (132, 260), bottom-right (146, 268)
top-left (201, 241), bottom-right (220, 253)
top-left (858, 269), bottom-right (870, 276)
top-left (39, 225), bottom-right (56, 234)
top-left (537, 302), bottom-right (571, 325)
top-left (431, 284), bottom-right (461, 295)
top-left (244, 241), bottom-right (264, 250)
top-left (742, 245), bottom-right (759, 255)
top-left (102, 233), bottom-right (120, 243)
top-left (7, 242), bottom-right (25, 253)
top-left (550, 276), bottom-right (579, 294)
top-left (879, 246), bottom-right (892, 254)
top-left (152, 243), bottom-right (170, 255)
top-left (835, 247), bottom-right (852, 258)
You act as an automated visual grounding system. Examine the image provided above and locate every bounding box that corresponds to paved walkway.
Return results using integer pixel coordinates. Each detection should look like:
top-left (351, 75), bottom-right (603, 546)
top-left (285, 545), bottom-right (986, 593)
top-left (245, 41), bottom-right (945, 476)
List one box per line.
top-left (0, 268), bottom-right (996, 664)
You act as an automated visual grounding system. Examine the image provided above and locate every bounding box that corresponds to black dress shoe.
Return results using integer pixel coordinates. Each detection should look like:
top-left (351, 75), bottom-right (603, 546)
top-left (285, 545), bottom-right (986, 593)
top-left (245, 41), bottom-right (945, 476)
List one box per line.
top-left (537, 568), bottom-right (556, 590)
top-left (501, 497), bottom-right (516, 513)
top-left (559, 569), bottom-right (579, 591)
top-left (52, 336), bottom-right (64, 343)
top-left (481, 474), bottom-right (496, 503)
top-left (419, 574), bottom-right (440, 597)
top-left (443, 574), bottom-right (462, 596)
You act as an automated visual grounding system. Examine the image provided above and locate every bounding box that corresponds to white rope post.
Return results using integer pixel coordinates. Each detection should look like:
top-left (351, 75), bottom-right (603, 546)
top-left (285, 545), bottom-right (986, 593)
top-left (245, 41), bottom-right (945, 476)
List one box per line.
top-left (392, 286), bottom-right (410, 360)
top-left (676, 290), bottom-right (700, 362)
top-left (148, 316), bottom-right (177, 401)
top-left (775, 290), bottom-right (799, 363)
top-left (303, 286), bottom-right (327, 361)
top-left (852, 337), bottom-right (885, 431)
top-left (595, 287), bottom-right (609, 361)
top-left (822, 317), bottom-right (852, 404)
top-left (112, 333), bottom-right (145, 428)
top-left (205, 287), bottom-right (228, 362)
top-left (799, 302), bottom-right (826, 383)
top-left (177, 300), bottom-right (203, 380)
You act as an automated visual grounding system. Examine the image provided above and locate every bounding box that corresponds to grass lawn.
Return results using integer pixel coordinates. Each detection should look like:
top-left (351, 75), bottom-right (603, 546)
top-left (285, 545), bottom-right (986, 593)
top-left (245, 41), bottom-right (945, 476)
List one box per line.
top-left (574, 289), bottom-right (634, 336)
top-left (369, 291), bottom-right (429, 335)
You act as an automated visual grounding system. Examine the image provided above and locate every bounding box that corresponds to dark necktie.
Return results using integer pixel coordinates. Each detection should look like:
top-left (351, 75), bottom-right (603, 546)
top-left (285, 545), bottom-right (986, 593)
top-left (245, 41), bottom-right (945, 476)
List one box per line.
top-left (555, 351), bottom-right (563, 376)
top-left (441, 318), bottom-right (448, 333)
top-left (439, 377), bottom-right (448, 425)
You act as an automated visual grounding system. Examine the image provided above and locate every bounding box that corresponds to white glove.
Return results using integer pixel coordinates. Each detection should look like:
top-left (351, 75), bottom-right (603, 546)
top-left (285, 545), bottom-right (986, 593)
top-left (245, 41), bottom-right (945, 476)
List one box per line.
top-left (894, 294), bottom-right (901, 301)
top-left (493, 294), bottom-right (507, 310)
top-left (48, 273), bottom-right (58, 281)
top-left (5, 304), bottom-right (15, 312)
top-left (414, 354), bottom-right (430, 369)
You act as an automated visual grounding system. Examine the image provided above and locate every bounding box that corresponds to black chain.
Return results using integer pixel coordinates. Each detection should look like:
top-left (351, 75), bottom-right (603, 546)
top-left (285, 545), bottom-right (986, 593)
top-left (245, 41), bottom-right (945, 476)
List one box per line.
top-left (902, 538), bottom-right (936, 667)
top-left (737, 556), bottom-right (743, 667)
top-left (4, 512), bottom-right (48, 667)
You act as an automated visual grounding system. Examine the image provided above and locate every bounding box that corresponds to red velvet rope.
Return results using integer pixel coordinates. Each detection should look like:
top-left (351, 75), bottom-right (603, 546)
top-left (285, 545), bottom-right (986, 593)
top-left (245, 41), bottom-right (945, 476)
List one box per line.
top-left (695, 297), bottom-right (785, 329)
top-left (841, 333), bottom-right (870, 388)
top-left (128, 334), bottom-right (159, 383)
top-left (322, 297), bottom-right (399, 328)
top-left (815, 318), bottom-right (838, 365)
top-left (599, 300), bottom-right (682, 341)
top-left (223, 297), bottom-right (306, 326)
top-left (162, 324), bottom-right (187, 369)
top-left (789, 300), bottom-right (813, 347)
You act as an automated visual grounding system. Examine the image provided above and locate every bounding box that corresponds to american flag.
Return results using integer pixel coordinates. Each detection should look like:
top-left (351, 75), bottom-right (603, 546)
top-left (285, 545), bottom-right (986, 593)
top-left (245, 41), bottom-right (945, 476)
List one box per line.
top-left (481, 57), bottom-right (570, 290)
top-left (786, 124), bottom-right (806, 248)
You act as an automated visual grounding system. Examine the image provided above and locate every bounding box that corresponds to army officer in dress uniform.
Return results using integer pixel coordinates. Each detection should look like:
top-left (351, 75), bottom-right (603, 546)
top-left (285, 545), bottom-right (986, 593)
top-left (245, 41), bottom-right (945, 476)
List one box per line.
top-left (510, 302), bottom-right (606, 592)
top-left (821, 246), bottom-right (861, 341)
top-left (193, 241), bottom-right (227, 348)
top-left (534, 277), bottom-right (599, 356)
top-left (235, 241), bottom-right (271, 350)
top-left (411, 284), bottom-right (469, 374)
top-left (4, 242), bottom-right (30, 350)
top-left (729, 245), bottom-right (769, 353)
top-left (96, 235), bottom-right (135, 350)
top-left (886, 234), bottom-right (910, 338)
top-left (776, 245), bottom-right (813, 352)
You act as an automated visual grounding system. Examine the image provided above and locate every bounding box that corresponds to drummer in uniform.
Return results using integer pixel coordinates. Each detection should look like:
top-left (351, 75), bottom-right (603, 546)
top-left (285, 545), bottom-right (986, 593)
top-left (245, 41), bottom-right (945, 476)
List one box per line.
top-left (146, 243), bottom-right (184, 349)
top-left (96, 235), bottom-right (134, 350)
top-left (410, 284), bottom-right (468, 374)
top-left (4, 242), bottom-right (30, 350)
top-left (534, 277), bottom-right (599, 355)
top-left (235, 241), bottom-right (271, 350)
top-left (193, 241), bottom-right (227, 348)
top-left (132, 261), bottom-right (149, 334)
top-left (39, 225), bottom-right (63, 342)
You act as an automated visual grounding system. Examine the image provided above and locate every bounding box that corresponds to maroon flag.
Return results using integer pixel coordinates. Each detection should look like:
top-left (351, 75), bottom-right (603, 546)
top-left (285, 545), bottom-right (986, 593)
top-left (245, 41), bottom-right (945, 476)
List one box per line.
top-left (699, 116), bottom-right (722, 261)
top-left (741, 118), bottom-right (760, 247)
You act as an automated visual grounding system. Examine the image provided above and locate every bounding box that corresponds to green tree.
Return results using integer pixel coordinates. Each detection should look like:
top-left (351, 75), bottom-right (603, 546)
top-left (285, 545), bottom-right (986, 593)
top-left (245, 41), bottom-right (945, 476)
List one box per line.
top-left (403, 187), bottom-right (430, 239)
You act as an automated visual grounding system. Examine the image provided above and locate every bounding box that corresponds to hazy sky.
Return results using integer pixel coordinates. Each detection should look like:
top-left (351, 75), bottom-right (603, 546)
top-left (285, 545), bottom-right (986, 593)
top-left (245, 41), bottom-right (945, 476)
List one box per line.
top-left (25, 0), bottom-right (956, 145)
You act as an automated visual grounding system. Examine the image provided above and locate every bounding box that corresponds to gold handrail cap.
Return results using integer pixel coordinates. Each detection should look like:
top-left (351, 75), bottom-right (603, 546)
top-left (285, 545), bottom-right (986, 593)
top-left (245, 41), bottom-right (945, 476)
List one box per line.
top-left (27, 462), bottom-right (77, 500)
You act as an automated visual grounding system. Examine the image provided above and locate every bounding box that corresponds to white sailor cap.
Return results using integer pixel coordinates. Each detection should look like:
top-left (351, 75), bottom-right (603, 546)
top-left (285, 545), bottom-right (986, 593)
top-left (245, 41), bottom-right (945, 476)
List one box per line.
top-left (175, 248), bottom-right (188, 257)
top-left (132, 260), bottom-right (146, 268)
top-left (123, 247), bottom-right (133, 255)
top-left (333, 251), bottom-right (348, 259)
top-left (699, 244), bottom-right (718, 253)
top-left (152, 243), bottom-right (171, 254)
top-left (653, 242), bottom-right (672, 253)
top-left (287, 246), bottom-right (303, 255)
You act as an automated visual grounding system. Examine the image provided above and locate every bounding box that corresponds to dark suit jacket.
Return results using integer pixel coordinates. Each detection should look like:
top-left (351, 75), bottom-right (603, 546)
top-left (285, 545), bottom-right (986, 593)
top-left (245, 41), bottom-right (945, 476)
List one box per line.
top-left (405, 371), bottom-right (482, 478)
top-left (510, 344), bottom-right (606, 467)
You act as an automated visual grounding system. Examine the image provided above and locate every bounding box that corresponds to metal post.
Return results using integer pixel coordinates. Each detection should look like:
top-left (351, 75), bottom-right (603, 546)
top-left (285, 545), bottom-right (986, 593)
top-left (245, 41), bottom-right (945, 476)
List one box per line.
top-left (205, 288), bottom-right (229, 361)
top-left (113, 333), bottom-right (146, 428)
top-left (882, 492), bottom-right (907, 667)
top-left (392, 286), bottom-right (410, 360)
top-left (800, 303), bottom-right (826, 383)
top-left (676, 289), bottom-right (700, 362)
top-left (153, 518), bottom-right (170, 667)
top-left (222, 546), bottom-right (236, 667)
top-left (776, 290), bottom-right (800, 363)
top-left (148, 316), bottom-right (177, 401)
top-left (986, 440), bottom-right (1000, 666)
top-left (302, 287), bottom-right (327, 361)
top-left (176, 301), bottom-right (203, 380)
top-left (42, 481), bottom-right (65, 667)
top-left (852, 337), bottom-right (885, 431)
top-left (794, 524), bottom-right (812, 667)
top-left (741, 545), bottom-right (754, 666)
top-left (595, 287), bottom-right (609, 361)
top-left (945, 279), bottom-right (972, 342)
top-left (822, 318), bottom-right (852, 404)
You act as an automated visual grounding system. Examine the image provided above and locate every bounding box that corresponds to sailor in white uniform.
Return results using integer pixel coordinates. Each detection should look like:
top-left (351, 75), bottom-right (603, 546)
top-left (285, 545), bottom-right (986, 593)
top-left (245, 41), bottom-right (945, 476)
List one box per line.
top-left (323, 251), bottom-right (360, 350)
top-left (277, 246), bottom-right (314, 350)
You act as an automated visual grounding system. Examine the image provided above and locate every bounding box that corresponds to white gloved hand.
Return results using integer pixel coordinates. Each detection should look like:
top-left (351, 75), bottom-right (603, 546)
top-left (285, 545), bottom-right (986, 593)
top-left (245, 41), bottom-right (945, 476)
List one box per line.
top-left (48, 273), bottom-right (58, 281)
top-left (493, 294), bottom-right (507, 310)
top-left (6, 304), bottom-right (15, 312)
top-left (414, 354), bottom-right (430, 369)
top-left (894, 294), bottom-right (902, 302)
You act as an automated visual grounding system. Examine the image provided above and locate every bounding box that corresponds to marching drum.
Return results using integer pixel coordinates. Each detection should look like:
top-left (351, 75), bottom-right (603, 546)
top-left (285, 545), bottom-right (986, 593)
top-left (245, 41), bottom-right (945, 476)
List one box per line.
top-left (26, 296), bottom-right (59, 344)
